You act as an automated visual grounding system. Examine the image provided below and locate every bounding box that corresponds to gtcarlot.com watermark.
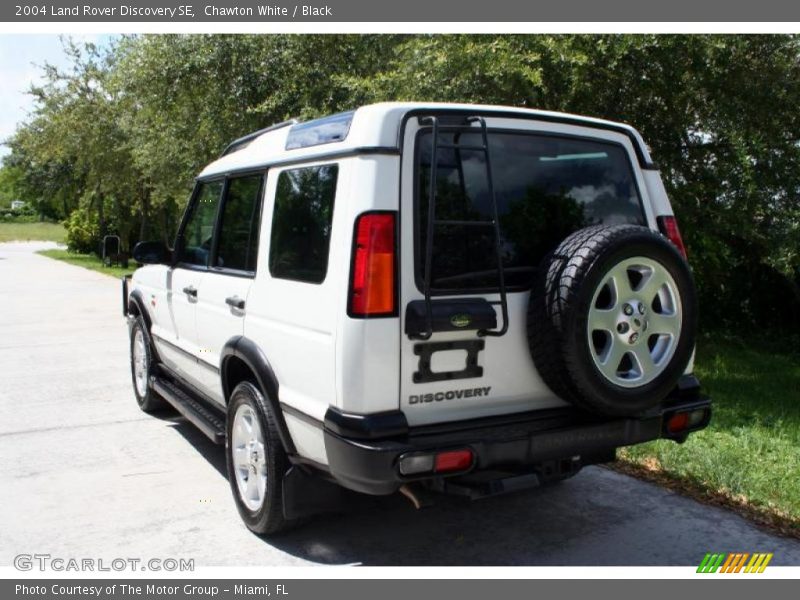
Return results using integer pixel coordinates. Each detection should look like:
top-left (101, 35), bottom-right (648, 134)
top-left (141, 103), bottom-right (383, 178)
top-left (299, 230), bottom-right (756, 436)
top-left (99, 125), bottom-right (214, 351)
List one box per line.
top-left (14, 554), bottom-right (194, 572)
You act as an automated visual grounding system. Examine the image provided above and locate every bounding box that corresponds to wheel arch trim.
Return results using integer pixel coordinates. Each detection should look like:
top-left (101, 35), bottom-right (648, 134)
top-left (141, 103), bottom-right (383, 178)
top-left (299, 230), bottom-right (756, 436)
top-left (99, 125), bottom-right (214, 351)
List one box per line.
top-left (128, 289), bottom-right (161, 362)
top-left (128, 289), bottom-right (150, 326)
top-left (220, 336), bottom-right (297, 455)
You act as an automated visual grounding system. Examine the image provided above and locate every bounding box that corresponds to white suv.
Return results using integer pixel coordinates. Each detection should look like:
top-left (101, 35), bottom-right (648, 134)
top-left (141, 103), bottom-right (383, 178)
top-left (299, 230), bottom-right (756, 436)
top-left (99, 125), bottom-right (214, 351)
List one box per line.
top-left (124, 102), bottom-right (711, 534)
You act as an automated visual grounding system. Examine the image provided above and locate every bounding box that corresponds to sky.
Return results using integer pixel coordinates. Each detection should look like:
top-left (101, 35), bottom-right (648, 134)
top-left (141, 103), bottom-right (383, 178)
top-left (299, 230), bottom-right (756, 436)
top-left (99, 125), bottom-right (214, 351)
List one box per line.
top-left (0, 34), bottom-right (113, 161)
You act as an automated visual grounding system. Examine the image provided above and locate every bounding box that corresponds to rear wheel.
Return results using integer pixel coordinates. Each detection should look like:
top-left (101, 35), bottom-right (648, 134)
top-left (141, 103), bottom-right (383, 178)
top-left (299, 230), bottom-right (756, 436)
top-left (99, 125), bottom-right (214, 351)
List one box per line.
top-left (225, 381), bottom-right (294, 535)
top-left (528, 224), bottom-right (697, 416)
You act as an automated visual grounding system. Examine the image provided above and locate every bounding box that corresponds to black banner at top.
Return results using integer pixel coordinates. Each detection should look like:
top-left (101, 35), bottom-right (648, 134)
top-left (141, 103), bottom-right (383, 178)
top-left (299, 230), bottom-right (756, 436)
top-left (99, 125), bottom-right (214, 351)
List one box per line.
top-left (3, 0), bottom-right (800, 22)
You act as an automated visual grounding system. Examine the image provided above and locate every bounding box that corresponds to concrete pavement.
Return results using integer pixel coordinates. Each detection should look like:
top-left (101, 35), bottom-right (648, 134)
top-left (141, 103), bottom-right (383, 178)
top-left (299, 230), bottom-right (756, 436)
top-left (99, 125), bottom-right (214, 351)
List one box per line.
top-left (1, 241), bottom-right (799, 567)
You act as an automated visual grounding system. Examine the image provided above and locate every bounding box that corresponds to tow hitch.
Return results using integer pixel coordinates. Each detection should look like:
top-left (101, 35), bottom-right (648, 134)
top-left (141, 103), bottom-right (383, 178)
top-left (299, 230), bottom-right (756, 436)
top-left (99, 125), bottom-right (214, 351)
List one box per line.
top-left (424, 454), bottom-right (592, 501)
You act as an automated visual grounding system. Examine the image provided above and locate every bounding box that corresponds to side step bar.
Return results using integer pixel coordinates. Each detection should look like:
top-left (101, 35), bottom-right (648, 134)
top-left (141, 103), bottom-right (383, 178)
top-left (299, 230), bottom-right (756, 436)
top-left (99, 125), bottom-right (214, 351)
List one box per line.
top-left (151, 377), bottom-right (226, 444)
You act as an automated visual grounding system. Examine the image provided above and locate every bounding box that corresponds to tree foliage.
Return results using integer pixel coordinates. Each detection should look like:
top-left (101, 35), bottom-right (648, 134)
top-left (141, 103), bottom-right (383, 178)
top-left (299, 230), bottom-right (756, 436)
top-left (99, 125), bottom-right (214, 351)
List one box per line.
top-left (3, 34), bottom-right (799, 332)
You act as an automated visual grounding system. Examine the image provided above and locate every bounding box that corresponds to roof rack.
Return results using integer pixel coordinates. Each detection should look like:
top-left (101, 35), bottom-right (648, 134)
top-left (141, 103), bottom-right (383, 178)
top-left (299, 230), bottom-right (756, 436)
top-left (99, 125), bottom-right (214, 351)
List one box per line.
top-left (219, 119), bottom-right (300, 157)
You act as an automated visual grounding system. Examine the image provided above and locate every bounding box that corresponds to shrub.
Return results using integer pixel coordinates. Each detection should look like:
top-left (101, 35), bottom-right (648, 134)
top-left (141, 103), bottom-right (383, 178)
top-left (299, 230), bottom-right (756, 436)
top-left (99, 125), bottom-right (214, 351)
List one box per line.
top-left (0, 212), bottom-right (38, 223)
top-left (64, 207), bottom-right (100, 254)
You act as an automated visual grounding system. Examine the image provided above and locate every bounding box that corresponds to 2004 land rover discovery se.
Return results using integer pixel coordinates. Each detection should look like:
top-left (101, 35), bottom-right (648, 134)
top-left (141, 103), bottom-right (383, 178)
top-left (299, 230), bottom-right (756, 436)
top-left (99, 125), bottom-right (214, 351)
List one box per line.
top-left (124, 102), bottom-right (711, 534)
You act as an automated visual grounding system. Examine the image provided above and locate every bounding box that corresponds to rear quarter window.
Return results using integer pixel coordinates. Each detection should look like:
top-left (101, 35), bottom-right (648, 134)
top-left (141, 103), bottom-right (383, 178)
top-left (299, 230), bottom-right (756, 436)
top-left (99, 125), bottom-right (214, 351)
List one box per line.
top-left (269, 164), bottom-right (338, 284)
top-left (416, 130), bottom-right (646, 292)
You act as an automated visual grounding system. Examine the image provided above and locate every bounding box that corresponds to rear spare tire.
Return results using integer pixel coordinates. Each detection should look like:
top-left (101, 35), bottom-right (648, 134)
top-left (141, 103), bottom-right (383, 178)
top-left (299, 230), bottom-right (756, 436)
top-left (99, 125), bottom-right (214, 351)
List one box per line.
top-left (528, 224), bottom-right (697, 416)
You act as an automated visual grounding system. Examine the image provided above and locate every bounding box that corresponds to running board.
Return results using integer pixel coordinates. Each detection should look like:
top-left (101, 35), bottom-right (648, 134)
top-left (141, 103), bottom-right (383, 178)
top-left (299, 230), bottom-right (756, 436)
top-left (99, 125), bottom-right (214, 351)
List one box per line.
top-left (152, 377), bottom-right (226, 444)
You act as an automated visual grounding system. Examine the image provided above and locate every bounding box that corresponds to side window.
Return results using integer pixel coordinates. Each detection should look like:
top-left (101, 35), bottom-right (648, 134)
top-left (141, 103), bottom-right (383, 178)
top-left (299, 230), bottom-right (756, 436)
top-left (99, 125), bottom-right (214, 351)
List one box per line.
top-left (178, 181), bottom-right (223, 266)
top-left (269, 164), bottom-right (338, 284)
top-left (214, 175), bottom-right (264, 273)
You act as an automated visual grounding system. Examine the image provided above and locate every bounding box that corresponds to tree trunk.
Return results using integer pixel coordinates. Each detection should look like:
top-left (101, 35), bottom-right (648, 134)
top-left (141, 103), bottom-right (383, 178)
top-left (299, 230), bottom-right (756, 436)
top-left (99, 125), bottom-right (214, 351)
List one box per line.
top-left (161, 204), bottom-right (171, 246)
top-left (95, 191), bottom-right (107, 257)
top-left (139, 186), bottom-right (149, 244)
top-left (96, 193), bottom-right (107, 234)
top-left (112, 194), bottom-right (126, 252)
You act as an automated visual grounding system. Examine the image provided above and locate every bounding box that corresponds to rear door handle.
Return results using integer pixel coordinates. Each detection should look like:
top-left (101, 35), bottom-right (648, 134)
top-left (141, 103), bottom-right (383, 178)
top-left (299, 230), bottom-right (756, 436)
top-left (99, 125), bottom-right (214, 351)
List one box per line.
top-left (225, 296), bottom-right (245, 310)
top-left (182, 286), bottom-right (197, 297)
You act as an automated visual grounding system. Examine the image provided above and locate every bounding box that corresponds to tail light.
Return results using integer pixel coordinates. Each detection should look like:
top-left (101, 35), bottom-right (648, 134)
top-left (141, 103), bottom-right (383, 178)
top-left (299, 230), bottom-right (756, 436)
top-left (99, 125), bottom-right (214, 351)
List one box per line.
top-left (398, 448), bottom-right (475, 476)
top-left (348, 212), bottom-right (397, 317)
top-left (434, 449), bottom-right (475, 473)
top-left (657, 215), bottom-right (688, 259)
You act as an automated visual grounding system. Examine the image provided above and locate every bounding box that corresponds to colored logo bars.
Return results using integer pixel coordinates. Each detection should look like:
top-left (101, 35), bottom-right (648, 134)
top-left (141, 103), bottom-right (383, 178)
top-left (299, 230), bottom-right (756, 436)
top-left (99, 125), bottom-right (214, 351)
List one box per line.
top-left (697, 552), bottom-right (773, 573)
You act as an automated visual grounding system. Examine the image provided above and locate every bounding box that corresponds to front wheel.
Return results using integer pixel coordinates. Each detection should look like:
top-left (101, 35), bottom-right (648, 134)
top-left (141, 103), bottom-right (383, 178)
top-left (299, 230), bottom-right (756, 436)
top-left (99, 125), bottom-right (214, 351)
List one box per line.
top-left (129, 317), bottom-right (166, 413)
top-left (225, 381), bottom-right (294, 535)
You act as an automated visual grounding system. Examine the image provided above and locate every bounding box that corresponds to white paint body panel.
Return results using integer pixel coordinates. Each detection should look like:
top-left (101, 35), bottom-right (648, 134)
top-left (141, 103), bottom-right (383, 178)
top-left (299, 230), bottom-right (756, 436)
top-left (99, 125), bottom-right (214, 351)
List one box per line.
top-left (129, 102), bottom-right (687, 465)
top-left (334, 155), bottom-right (402, 416)
top-left (194, 270), bottom-right (252, 406)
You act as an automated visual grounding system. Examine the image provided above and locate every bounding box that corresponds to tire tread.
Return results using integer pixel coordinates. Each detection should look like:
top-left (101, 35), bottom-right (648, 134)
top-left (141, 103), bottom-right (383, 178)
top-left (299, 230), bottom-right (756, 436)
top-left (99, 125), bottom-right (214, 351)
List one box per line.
top-left (528, 224), bottom-right (697, 416)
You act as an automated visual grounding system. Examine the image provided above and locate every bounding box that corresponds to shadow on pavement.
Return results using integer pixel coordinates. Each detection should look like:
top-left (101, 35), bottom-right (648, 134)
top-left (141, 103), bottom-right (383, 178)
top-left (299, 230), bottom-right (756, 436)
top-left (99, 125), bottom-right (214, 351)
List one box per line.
top-left (168, 414), bottom-right (634, 565)
top-left (167, 413), bottom-right (800, 566)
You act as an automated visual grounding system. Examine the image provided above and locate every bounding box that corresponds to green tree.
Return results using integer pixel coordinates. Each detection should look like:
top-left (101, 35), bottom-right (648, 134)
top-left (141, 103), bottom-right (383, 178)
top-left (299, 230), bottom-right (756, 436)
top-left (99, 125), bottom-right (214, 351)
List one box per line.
top-left (7, 37), bottom-right (143, 251)
top-left (343, 34), bottom-right (800, 331)
top-left (5, 34), bottom-right (800, 333)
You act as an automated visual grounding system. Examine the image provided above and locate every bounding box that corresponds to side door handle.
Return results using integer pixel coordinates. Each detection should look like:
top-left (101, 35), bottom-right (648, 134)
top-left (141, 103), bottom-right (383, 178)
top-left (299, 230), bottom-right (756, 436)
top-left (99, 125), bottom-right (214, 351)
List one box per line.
top-left (182, 286), bottom-right (197, 297)
top-left (225, 295), bottom-right (245, 310)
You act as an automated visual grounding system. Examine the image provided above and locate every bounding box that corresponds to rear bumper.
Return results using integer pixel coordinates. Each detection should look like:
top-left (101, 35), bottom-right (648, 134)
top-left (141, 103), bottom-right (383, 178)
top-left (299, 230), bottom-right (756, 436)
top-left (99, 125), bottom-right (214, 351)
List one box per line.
top-left (323, 377), bottom-right (711, 495)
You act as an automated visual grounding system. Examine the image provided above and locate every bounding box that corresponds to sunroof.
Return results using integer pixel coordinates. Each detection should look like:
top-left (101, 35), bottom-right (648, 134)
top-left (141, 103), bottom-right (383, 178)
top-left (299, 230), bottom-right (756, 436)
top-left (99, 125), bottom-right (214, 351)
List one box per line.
top-left (285, 111), bottom-right (355, 150)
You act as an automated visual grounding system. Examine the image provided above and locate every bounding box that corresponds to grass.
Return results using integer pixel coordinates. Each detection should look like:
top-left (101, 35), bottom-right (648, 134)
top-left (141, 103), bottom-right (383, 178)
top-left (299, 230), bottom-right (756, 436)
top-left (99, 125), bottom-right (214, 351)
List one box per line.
top-left (37, 248), bottom-right (133, 279)
top-left (0, 221), bottom-right (66, 243)
top-left (617, 334), bottom-right (800, 536)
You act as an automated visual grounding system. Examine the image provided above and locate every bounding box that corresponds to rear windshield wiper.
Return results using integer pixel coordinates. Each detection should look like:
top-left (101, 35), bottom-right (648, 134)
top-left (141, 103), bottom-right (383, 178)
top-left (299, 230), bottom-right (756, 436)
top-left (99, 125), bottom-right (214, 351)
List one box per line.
top-left (432, 266), bottom-right (535, 286)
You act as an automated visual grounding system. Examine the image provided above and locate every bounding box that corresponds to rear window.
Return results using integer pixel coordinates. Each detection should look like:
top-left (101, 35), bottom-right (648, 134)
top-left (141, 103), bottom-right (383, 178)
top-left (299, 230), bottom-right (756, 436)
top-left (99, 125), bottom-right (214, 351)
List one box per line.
top-left (416, 130), bottom-right (646, 292)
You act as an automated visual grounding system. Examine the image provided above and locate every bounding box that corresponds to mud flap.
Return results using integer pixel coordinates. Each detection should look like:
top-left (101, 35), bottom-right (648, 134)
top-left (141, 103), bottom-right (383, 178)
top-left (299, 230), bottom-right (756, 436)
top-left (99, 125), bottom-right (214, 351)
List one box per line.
top-left (282, 465), bottom-right (352, 520)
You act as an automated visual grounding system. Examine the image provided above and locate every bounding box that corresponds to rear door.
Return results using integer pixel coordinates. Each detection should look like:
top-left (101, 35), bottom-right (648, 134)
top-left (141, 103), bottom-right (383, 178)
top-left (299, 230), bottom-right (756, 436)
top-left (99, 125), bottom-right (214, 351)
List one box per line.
top-left (398, 114), bottom-right (653, 426)
top-left (244, 162), bottom-right (342, 427)
top-left (193, 173), bottom-right (265, 406)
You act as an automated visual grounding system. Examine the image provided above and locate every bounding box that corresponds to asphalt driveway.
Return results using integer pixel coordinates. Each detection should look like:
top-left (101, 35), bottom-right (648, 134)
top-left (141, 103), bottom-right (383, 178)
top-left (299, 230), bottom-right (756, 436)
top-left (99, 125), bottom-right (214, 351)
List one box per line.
top-left (1, 241), bottom-right (799, 566)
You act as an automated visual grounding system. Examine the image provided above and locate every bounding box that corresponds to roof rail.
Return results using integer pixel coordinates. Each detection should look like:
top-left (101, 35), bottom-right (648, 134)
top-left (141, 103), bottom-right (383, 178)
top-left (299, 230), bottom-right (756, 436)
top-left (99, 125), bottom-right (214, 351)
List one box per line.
top-left (219, 119), bottom-right (300, 157)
